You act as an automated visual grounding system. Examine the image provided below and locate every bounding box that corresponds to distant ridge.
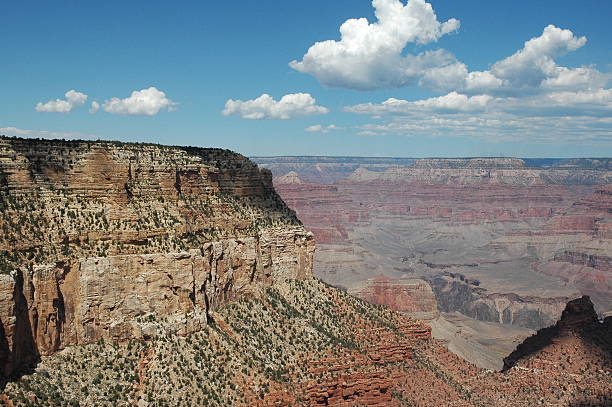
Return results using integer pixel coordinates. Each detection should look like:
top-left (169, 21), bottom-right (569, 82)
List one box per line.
top-left (413, 157), bottom-right (528, 169)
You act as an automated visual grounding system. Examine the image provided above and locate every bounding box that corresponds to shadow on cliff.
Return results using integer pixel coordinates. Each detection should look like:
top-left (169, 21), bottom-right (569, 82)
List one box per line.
top-left (569, 396), bottom-right (612, 407)
top-left (0, 270), bottom-right (40, 391)
top-left (502, 296), bottom-right (611, 373)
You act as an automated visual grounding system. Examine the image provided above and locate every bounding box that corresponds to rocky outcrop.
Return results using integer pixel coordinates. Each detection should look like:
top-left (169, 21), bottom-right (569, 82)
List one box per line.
top-left (303, 320), bottom-right (431, 406)
top-left (553, 251), bottom-right (612, 271)
top-left (351, 275), bottom-right (438, 317)
top-left (502, 296), bottom-right (606, 371)
top-left (273, 171), bottom-right (303, 184)
top-left (268, 156), bottom-right (611, 336)
top-left (0, 136), bottom-right (314, 379)
top-left (254, 156), bottom-right (417, 184)
top-left (305, 372), bottom-right (399, 406)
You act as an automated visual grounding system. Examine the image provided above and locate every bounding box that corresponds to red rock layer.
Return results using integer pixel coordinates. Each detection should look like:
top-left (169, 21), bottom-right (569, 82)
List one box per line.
top-left (351, 275), bottom-right (438, 314)
top-left (275, 178), bottom-right (591, 246)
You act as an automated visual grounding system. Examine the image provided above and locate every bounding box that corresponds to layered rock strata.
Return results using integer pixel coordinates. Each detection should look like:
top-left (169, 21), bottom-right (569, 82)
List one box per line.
top-left (350, 275), bottom-right (438, 318)
top-left (271, 159), bottom-right (612, 322)
top-left (267, 157), bottom-right (611, 371)
top-left (0, 136), bottom-right (314, 378)
top-left (346, 158), bottom-right (612, 185)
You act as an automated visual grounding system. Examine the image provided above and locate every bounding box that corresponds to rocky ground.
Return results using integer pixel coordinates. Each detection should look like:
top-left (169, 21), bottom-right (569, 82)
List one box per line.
top-left (2, 281), bottom-right (609, 407)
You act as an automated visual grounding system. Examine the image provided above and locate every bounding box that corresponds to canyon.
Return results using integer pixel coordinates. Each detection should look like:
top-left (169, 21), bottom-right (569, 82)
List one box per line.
top-left (0, 137), bottom-right (609, 406)
top-left (259, 156), bottom-right (612, 369)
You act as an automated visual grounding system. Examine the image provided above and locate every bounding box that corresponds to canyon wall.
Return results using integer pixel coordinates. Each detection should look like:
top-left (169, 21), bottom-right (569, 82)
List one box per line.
top-left (349, 275), bottom-right (438, 319)
top-left (260, 156), bottom-right (612, 366)
top-left (0, 136), bottom-right (314, 378)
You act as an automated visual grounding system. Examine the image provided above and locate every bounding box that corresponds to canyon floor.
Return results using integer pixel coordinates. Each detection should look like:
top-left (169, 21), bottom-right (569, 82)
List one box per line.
top-left (256, 156), bottom-right (612, 370)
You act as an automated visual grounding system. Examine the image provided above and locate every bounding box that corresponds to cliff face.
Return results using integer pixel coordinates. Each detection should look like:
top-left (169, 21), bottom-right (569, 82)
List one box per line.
top-left (350, 275), bottom-right (438, 318)
top-left (426, 277), bottom-right (573, 330)
top-left (267, 156), bottom-right (612, 375)
top-left (272, 159), bottom-right (612, 323)
top-left (0, 136), bottom-right (314, 378)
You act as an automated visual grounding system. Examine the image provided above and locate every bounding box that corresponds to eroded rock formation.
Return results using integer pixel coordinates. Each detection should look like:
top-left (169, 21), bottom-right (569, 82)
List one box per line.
top-left (0, 136), bottom-right (314, 378)
top-left (268, 158), bottom-right (612, 324)
top-left (350, 275), bottom-right (438, 318)
top-left (264, 156), bottom-right (612, 371)
top-left (502, 296), bottom-right (609, 372)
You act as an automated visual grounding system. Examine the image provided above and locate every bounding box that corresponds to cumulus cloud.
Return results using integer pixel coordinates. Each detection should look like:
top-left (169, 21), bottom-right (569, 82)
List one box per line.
top-left (541, 66), bottom-right (610, 90)
top-left (35, 90), bottom-right (88, 113)
top-left (290, 0), bottom-right (459, 90)
top-left (89, 101), bottom-right (100, 114)
top-left (102, 87), bottom-right (176, 116)
top-left (355, 113), bottom-right (612, 144)
top-left (349, 87), bottom-right (612, 117)
top-left (223, 93), bottom-right (329, 120)
top-left (0, 127), bottom-right (96, 140)
top-left (343, 21), bottom-right (611, 145)
top-left (346, 87), bottom-right (612, 144)
top-left (305, 124), bottom-right (341, 133)
top-left (422, 25), bottom-right (609, 94)
top-left (513, 88), bottom-right (612, 117)
top-left (491, 25), bottom-right (586, 88)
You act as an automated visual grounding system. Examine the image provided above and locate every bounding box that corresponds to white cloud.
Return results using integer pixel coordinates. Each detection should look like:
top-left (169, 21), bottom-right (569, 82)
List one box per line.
top-left (346, 92), bottom-right (492, 115)
top-left (491, 25), bottom-right (586, 88)
top-left (305, 124), bottom-right (341, 133)
top-left (0, 127), bottom-right (96, 140)
top-left (421, 25), bottom-right (609, 94)
top-left (541, 66), bottom-right (610, 90)
top-left (89, 101), bottom-right (100, 114)
top-left (223, 93), bottom-right (329, 120)
top-left (415, 92), bottom-right (492, 111)
top-left (354, 113), bottom-right (612, 144)
top-left (102, 87), bottom-right (176, 116)
top-left (346, 87), bottom-right (612, 144)
top-left (545, 88), bottom-right (612, 106)
top-left (357, 130), bottom-right (380, 136)
top-left (35, 90), bottom-right (88, 113)
top-left (343, 22), bottom-right (612, 145)
top-left (421, 63), bottom-right (505, 93)
top-left (289, 0), bottom-right (459, 90)
top-left (348, 87), bottom-right (612, 118)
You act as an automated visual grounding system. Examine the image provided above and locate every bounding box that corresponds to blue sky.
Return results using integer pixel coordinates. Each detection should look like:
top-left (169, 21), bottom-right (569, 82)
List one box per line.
top-left (1, 0), bottom-right (611, 157)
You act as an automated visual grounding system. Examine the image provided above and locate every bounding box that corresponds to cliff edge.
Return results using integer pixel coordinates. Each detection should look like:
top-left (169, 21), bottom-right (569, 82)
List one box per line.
top-left (0, 136), bottom-right (314, 378)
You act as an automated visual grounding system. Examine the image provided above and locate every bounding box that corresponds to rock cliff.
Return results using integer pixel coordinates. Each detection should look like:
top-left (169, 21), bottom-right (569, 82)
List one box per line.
top-left (4, 281), bottom-right (609, 406)
top-left (502, 296), bottom-right (609, 372)
top-left (0, 136), bottom-right (314, 379)
top-left (350, 275), bottom-right (438, 318)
